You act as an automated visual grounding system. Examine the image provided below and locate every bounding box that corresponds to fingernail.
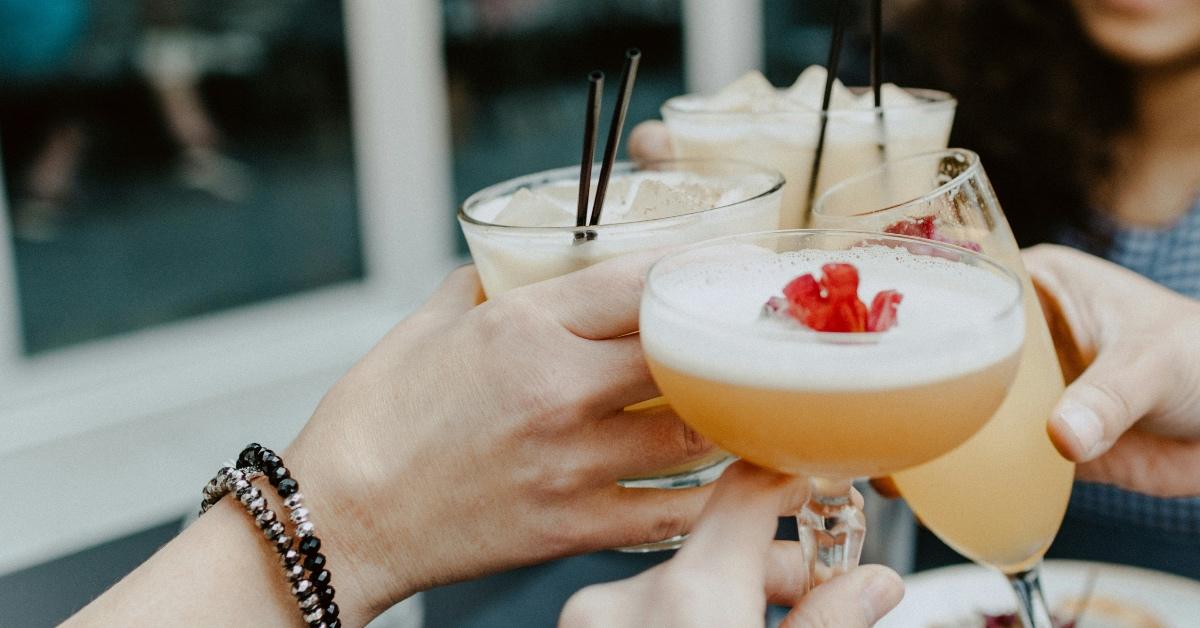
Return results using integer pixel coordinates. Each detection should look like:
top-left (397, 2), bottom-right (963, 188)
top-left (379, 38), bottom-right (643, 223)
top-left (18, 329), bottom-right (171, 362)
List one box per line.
top-left (861, 569), bottom-right (903, 623)
top-left (1058, 401), bottom-right (1104, 459)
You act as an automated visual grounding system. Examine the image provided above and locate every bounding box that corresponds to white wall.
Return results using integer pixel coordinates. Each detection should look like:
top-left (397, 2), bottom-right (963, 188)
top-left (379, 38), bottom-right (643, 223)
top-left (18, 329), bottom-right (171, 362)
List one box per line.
top-left (682, 0), bottom-right (764, 93)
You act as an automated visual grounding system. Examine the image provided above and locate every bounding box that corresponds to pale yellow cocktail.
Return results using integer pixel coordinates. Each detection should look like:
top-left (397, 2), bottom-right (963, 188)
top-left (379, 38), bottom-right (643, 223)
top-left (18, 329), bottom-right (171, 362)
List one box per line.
top-left (812, 149), bottom-right (1074, 625)
top-left (641, 230), bottom-right (1025, 585)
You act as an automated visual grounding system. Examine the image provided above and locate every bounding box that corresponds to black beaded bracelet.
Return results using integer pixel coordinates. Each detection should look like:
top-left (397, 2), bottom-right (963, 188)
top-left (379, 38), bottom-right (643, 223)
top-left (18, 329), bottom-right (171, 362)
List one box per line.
top-left (239, 444), bottom-right (339, 628)
top-left (200, 444), bottom-right (339, 628)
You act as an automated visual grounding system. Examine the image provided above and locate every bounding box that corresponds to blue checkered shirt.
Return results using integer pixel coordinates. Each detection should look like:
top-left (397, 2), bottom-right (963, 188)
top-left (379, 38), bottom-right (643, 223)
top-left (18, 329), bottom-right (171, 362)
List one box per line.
top-left (1058, 198), bottom-right (1200, 535)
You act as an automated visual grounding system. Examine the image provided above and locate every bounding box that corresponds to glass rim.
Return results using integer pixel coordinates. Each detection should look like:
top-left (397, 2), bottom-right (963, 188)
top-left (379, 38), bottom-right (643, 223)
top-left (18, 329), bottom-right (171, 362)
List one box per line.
top-left (644, 227), bottom-right (1023, 342)
top-left (457, 158), bottom-right (785, 234)
top-left (660, 86), bottom-right (956, 119)
top-left (811, 148), bottom-right (983, 220)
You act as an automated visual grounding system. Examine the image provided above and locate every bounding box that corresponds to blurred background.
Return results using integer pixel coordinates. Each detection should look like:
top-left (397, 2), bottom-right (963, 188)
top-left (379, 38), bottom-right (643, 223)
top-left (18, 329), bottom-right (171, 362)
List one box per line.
top-left (1, 0), bottom-right (910, 624)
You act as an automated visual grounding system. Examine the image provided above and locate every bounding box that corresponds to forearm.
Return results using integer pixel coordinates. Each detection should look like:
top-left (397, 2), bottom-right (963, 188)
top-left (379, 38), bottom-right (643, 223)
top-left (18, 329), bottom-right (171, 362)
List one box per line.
top-left (64, 498), bottom-right (306, 627)
top-left (64, 449), bottom-right (386, 628)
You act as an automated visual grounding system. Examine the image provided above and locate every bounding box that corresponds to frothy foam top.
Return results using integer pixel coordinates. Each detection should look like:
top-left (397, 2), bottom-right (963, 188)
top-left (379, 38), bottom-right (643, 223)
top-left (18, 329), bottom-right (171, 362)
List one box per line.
top-left (668, 67), bottom-right (938, 115)
top-left (641, 244), bottom-right (1023, 390)
top-left (469, 171), bottom-right (755, 228)
top-left (663, 68), bottom-right (954, 146)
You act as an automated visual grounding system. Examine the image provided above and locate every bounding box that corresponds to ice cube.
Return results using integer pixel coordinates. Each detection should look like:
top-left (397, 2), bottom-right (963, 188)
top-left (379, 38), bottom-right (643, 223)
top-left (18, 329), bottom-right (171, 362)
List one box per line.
top-left (784, 65), bottom-right (855, 110)
top-left (880, 82), bottom-right (919, 106)
top-left (852, 82), bottom-right (920, 109)
top-left (493, 188), bottom-right (574, 227)
top-left (621, 179), bottom-right (723, 221)
top-left (707, 70), bottom-right (777, 112)
top-left (596, 176), bottom-right (632, 207)
top-left (539, 176), bottom-right (632, 212)
top-left (536, 181), bottom-right (583, 207)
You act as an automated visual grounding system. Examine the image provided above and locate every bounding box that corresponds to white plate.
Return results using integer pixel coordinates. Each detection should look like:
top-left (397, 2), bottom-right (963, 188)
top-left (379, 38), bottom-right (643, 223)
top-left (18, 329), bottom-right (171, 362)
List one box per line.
top-left (878, 559), bottom-right (1200, 627)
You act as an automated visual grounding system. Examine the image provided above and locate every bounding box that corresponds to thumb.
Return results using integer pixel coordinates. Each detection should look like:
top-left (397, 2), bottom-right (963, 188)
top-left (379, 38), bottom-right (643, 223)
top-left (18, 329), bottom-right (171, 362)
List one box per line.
top-left (420, 264), bottom-right (483, 315)
top-left (1048, 341), bottom-right (1171, 462)
top-left (781, 565), bottom-right (903, 628)
top-left (627, 120), bottom-right (674, 161)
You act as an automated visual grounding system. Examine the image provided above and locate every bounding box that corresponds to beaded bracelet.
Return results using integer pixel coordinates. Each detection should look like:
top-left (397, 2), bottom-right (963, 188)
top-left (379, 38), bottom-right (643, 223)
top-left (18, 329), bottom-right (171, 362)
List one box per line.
top-left (200, 444), bottom-right (339, 628)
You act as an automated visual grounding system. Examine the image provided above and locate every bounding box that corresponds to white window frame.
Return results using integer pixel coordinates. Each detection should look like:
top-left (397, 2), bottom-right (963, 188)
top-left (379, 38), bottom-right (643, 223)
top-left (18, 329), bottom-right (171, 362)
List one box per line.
top-left (0, 1), bottom-right (459, 575)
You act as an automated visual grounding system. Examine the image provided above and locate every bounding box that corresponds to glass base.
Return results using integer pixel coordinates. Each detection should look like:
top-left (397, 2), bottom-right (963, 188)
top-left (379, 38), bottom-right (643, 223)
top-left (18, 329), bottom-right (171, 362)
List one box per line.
top-left (797, 478), bottom-right (865, 590)
top-left (1008, 565), bottom-right (1054, 628)
top-left (614, 534), bottom-right (688, 553)
top-left (616, 455), bottom-right (735, 489)
top-left (613, 456), bottom-right (735, 553)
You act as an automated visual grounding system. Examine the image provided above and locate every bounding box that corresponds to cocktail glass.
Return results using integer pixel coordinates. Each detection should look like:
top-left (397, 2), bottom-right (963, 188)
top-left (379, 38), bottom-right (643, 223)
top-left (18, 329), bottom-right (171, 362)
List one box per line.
top-left (661, 87), bottom-right (954, 229)
top-left (461, 159), bottom-right (782, 301)
top-left (641, 228), bottom-right (1024, 588)
top-left (459, 159), bottom-right (784, 550)
top-left (812, 149), bottom-right (1075, 627)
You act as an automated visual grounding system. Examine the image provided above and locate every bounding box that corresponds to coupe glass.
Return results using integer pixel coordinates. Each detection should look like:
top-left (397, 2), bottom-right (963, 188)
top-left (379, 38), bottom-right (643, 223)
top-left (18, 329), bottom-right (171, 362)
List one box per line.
top-left (812, 149), bottom-right (1076, 627)
top-left (641, 228), bottom-right (1024, 588)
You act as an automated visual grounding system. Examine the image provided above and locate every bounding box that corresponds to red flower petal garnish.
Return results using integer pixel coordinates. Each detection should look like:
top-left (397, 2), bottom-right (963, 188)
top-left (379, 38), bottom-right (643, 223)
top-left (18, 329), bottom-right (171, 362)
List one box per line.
top-left (884, 216), bottom-right (983, 252)
top-left (867, 290), bottom-right (903, 332)
top-left (883, 215), bottom-right (937, 240)
top-left (783, 274), bottom-right (821, 309)
top-left (819, 263), bottom-right (860, 299)
top-left (764, 263), bottom-right (901, 333)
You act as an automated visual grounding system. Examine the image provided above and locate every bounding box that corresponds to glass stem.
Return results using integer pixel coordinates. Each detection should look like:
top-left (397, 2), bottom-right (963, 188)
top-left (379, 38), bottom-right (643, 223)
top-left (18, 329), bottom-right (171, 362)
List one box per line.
top-left (1007, 565), bottom-right (1054, 628)
top-left (797, 477), bottom-right (865, 592)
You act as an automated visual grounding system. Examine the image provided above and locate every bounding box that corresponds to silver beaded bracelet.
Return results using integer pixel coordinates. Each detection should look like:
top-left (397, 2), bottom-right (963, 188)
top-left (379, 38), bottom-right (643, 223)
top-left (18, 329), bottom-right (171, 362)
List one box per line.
top-left (200, 444), bottom-right (339, 628)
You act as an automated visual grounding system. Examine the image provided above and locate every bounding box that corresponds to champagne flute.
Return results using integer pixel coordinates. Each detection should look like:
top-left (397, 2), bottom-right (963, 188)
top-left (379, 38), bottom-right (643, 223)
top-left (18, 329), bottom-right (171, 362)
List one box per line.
top-left (812, 149), bottom-right (1075, 627)
top-left (641, 228), bottom-right (1026, 590)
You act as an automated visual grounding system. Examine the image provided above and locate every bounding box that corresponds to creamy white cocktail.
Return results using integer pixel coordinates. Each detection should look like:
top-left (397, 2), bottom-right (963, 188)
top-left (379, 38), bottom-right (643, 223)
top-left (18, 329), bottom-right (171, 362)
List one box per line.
top-left (460, 159), bottom-right (784, 297)
top-left (662, 67), bottom-right (955, 228)
top-left (458, 159), bottom-right (784, 498)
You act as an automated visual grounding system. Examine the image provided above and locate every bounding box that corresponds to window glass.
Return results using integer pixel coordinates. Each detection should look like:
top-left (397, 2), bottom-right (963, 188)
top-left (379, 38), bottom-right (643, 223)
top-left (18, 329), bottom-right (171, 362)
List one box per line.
top-left (763, 0), bottom-right (907, 86)
top-left (443, 0), bottom-right (685, 240)
top-left (1, 0), bottom-right (363, 354)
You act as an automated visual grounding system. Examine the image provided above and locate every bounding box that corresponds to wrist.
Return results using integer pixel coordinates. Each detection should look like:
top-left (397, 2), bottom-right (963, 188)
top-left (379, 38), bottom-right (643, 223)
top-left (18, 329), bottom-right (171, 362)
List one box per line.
top-left (284, 440), bottom-right (425, 624)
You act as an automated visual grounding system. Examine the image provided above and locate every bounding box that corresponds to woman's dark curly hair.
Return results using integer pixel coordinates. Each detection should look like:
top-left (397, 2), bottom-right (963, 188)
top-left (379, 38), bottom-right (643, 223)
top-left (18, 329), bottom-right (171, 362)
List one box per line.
top-left (897, 0), bottom-right (1134, 247)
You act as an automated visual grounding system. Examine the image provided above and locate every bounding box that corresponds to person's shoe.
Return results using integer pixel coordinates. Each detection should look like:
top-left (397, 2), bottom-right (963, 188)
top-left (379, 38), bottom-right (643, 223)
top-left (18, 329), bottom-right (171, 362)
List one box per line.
top-left (179, 146), bottom-right (252, 203)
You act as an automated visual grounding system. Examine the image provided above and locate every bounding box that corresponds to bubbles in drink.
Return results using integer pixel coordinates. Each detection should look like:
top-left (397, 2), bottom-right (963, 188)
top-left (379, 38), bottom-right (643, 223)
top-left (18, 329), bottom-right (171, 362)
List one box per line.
top-left (642, 243), bottom-right (1024, 391)
top-left (623, 179), bottom-right (724, 221)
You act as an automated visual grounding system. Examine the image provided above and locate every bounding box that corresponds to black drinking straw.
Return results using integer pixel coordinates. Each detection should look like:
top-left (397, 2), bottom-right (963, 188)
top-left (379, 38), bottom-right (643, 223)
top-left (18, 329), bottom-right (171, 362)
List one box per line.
top-left (870, 0), bottom-right (883, 109)
top-left (576, 71), bottom-right (604, 230)
top-left (869, 0), bottom-right (888, 158)
top-left (805, 0), bottom-right (847, 212)
top-left (588, 48), bottom-right (641, 227)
